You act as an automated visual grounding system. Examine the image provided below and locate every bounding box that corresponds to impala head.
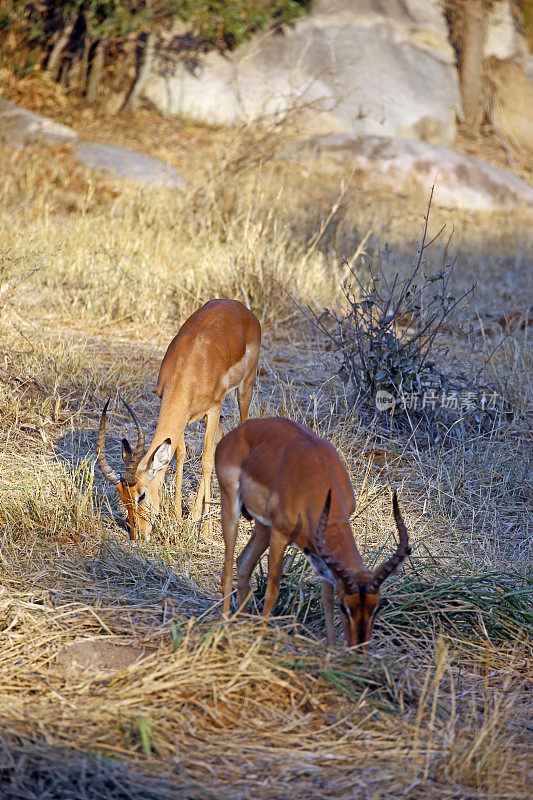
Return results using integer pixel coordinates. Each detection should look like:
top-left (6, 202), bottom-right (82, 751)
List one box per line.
top-left (97, 397), bottom-right (172, 540)
top-left (315, 490), bottom-right (411, 648)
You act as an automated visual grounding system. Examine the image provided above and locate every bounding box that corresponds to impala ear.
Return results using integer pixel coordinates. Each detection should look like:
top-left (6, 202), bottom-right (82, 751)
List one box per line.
top-left (122, 438), bottom-right (133, 468)
top-left (147, 438), bottom-right (172, 479)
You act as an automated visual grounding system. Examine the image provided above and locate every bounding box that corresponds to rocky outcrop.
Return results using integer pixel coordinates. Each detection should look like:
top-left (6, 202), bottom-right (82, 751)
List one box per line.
top-left (0, 98), bottom-right (185, 189)
top-left (291, 134), bottom-right (533, 211)
top-left (484, 59), bottom-right (533, 154)
top-left (145, 0), bottom-right (461, 146)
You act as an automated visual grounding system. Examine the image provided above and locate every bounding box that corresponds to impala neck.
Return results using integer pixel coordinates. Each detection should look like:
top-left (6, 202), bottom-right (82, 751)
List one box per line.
top-left (139, 402), bottom-right (189, 471)
top-left (321, 519), bottom-right (369, 579)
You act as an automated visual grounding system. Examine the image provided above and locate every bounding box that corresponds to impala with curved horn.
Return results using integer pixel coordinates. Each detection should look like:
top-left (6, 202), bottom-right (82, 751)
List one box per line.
top-left (215, 417), bottom-right (411, 647)
top-left (97, 299), bottom-right (261, 541)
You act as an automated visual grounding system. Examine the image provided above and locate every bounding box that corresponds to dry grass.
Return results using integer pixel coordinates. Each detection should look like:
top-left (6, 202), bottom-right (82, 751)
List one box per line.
top-left (0, 94), bottom-right (532, 798)
top-left (0, 539), bottom-right (530, 799)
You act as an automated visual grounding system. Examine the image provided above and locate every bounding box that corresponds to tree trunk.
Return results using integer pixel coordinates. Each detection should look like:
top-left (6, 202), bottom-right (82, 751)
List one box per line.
top-left (77, 19), bottom-right (91, 94)
top-left (459, 0), bottom-right (492, 131)
top-left (122, 31), bottom-right (156, 113)
top-left (86, 39), bottom-right (106, 105)
top-left (46, 10), bottom-right (79, 80)
top-left (111, 42), bottom-right (135, 90)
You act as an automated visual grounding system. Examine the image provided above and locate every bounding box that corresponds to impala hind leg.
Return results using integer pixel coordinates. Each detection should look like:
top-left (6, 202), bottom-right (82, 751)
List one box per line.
top-left (192, 404), bottom-right (222, 534)
top-left (236, 521), bottom-right (270, 612)
top-left (172, 433), bottom-right (186, 521)
top-left (220, 486), bottom-right (240, 617)
top-left (262, 529), bottom-right (288, 617)
top-left (237, 356), bottom-right (258, 423)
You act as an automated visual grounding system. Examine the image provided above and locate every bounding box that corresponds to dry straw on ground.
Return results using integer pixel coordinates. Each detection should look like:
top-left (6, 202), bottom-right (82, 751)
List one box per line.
top-left (0, 103), bottom-right (532, 799)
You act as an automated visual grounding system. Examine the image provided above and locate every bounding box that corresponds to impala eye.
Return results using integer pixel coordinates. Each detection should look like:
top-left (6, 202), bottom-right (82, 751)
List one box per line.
top-left (339, 603), bottom-right (349, 617)
top-left (138, 491), bottom-right (146, 503)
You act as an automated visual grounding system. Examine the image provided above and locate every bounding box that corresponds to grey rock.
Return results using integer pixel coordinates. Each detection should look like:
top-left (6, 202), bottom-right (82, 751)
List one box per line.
top-left (0, 97), bottom-right (185, 189)
top-left (0, 98), bottom-right (76, 147)
top-left (74, 140), bottom-right (185, 188)
top-left (292, 134), bottom-right (533, 211)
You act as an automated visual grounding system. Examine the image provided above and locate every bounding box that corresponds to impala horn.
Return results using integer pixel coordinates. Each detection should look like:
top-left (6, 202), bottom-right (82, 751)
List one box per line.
top-left (367, 492), bottom-right (411, 593)
top-left (120, 396), bottom-right (145, 486)
top-left (97, 398), bottom-right (121, 484)
top-left (97, 397), bottom-right (146, 486)
top-left (314, 489), bottom-right (360, 595)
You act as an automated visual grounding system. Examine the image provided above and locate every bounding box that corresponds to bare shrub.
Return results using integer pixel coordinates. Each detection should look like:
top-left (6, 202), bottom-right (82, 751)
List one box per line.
top-left (308, 191), bottom-right (476, 420)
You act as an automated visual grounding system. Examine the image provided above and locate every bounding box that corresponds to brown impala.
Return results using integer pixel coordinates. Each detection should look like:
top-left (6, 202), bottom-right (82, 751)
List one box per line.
top-left (97, 299), bottom-right (261, 541)
top-left (215, 417), bottom-right (410, 647)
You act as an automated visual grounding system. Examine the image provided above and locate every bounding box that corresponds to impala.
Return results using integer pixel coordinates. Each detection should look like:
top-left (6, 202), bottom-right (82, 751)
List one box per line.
top-left (97, 299), bottom-right (261, 541)
top-left (215, 417), bottom-right (411, 647)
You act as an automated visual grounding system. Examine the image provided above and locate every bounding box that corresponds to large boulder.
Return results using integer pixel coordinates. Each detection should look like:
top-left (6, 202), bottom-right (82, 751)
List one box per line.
top-left (291, 134), bottom-right (533, 211)
top-left (145, 0), bottom-right (461, 146)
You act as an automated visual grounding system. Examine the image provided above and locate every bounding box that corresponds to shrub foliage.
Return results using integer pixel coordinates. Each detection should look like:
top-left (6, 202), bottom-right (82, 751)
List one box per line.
top-left (0, 1), bottom-right (311, 103)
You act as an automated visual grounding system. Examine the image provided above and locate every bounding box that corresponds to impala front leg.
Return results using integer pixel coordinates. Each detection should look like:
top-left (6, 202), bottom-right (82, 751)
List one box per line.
top-left (172, 433), bottom-right (186, 521)
top-left (262, 529), bottom-right (288, 617)
top-left (321, 580), bottom-right (336, 646)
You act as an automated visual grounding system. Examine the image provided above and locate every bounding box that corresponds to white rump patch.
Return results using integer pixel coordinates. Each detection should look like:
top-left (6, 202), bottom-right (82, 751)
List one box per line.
top-left (225, 354), bottom-right (247, 391)
top-left (306, 553), bottom-right (336, 585)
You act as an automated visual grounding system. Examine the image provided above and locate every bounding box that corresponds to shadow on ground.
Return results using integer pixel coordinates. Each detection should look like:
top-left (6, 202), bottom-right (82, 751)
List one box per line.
top-left (0, 739), bottom-right (196, 800)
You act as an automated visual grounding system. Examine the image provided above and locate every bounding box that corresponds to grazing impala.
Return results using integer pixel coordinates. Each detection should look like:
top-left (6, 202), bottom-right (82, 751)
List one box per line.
top-left (215, 417), bottom-right (410, 647)
top-left (97, 299), bottom-right (261, 541)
